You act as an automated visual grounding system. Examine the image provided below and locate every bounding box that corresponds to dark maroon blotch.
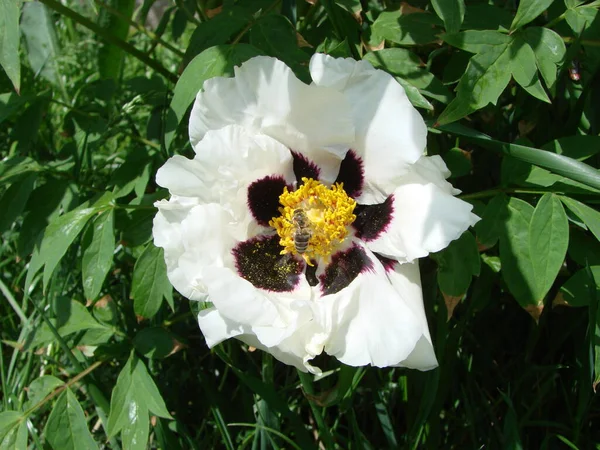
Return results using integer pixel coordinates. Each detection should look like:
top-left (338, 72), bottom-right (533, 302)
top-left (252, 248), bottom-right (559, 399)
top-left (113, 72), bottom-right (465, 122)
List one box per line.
top-left (374, 253), bottom-right (397, 272)
top-left (233, 235), bottom-right (304, 292)
top-left (353, 195), bottom-right (394, 241)
top-left (319, 245), bottom-right (374, 296)
top-left (247, 175), bottom-right (289, 226)
top-left (335, 150), bottom-right (364, 198)
top-left (291, 151), bottom-right (320, 183)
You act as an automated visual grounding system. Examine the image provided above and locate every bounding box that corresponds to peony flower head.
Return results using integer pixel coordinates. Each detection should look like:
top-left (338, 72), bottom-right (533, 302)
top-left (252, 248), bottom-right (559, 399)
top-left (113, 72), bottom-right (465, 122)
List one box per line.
top-left (153, 53), bottom-right (479, 374)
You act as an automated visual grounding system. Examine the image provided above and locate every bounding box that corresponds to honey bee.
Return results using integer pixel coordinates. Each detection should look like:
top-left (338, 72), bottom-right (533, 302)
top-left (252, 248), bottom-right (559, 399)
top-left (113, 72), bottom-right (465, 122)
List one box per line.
top-left (292, 208), bottom-right (312, 254)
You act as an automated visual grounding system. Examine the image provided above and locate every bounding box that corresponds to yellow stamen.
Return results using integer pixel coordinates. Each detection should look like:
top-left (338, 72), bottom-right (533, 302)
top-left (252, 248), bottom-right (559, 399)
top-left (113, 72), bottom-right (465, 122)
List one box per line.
top-left (269, 178), bottom-right (356, 264)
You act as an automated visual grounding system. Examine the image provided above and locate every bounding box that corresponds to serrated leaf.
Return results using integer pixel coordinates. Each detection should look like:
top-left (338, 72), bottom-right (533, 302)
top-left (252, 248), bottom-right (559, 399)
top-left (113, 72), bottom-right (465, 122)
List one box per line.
top-left (0, 0), bottom-right (21, 92)
top-left (164, 44), bottom-right (264, 150)
top-left (437, 43), bottom-right (511, 125)
top-left (510, 0), bottom-right (555, 31)
top-left (82, 210), bottom-right (115, 300)
top-left (20, 2), bottom-right (61, 85)
top-left (560, 197), bottom-right (600, 242)
top-left (435, 231), bottom-right (480, 296)
top-left (44, 389), bottom-right (97, 450)
top-left (132, 244), bottom-right (172, 319)
top-left (0, 173), bottom-right (37, 234)
top-left (431, 0), bottom-right (465, 33)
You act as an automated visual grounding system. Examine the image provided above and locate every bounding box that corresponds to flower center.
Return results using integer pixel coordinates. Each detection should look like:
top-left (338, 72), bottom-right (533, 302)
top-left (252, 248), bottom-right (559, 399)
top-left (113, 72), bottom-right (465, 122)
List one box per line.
top-left (269, 177), bottom-right (356, 264)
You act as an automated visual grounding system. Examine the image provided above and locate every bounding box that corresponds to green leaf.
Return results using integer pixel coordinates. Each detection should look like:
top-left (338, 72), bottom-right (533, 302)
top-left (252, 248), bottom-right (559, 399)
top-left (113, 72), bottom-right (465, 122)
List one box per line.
top-left (568, 228), bottom-right (600, 267)
top-left (436, 124), bottom-right (600, 191)
top-left (529, 194), bottom-right (569, 302)
top-left (20, 2), bottom-right (62, 86)
top-left (182, 7), bottom-right (250, 68)
top-left (437, 42), bottom-right (511, 125)
top-left (509, 38), bottom-right (550, 103)
top-left (31, 299), bottom-right (109, 347)
top-left (510, 0), bottom-right (555, 31)
top-left (0, 412), bottom-right (23, 448)
top-left (0, 0), bottom-right (21, 92)
top-left (97, 0), bottom-right (136, 80)
top-left (0, 173), bottom-right (37, 234)
top-left (133, 327), bottom-right (177, 359)
top-left (164, 44), bottom-right (264, 150)
top-left (542, 135), bottom-right (600, 161)
top-left (500, 195), bottom-right (568, 307)
top-left (442, 30), bottom-right (510, 54)
top-left (521, 27), bottom-right (565, 89)
top-left (499, 198), bottom-right (536, 307)
top-left (462, 3), bottom-right (512, 30)
top-left (108, 354), bottom-right (171, 438)
top-left (249, 15), bottom-right (309, 80)
top-left (0, 94), bottom-right (31, 126)
top-left (559, 266), bottom-right (600, 307)
top-left (82, 210), bottom-right (115, 301)
top-left (372, 10), bottom-right (441, 46)
top-left (131, 244), bottom-right (172, 319)
top-left (435, 231), bottom-right (481, 296)
top-left (121, 402), bottom-right (149, 450)
top-left (431, 0), bottom-right (465, 33)
top-left (474, 193), bottom-right (509, 248)
top-left (560, 197), bottom-right (600, 242)
top-left (364, 49), bottom-right (453, 105)
top-left (39, 193), bottom-right (113, 291)
top-left (45, 389), bottom-right (97, 450)
top-left (24, 375), bottom-right (64, 410)
top-left (18, 178), bottom-right (69, 258)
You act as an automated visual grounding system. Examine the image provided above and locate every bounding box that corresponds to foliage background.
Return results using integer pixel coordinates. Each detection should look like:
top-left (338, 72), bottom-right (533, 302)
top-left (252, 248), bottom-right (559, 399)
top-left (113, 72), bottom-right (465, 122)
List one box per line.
top-left (1, 0), bottom-right (600, 448)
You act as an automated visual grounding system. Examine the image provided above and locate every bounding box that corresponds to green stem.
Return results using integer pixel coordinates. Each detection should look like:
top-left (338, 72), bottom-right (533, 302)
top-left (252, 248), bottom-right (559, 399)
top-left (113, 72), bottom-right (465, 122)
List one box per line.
top-left (546, 12), bottom-right (566, 29)
top-left (231, 0), bottom-right (282, 45)
top-left (563, 36), bottom-right (600, 47)
top-left (94, 0), bottom-right (185, 57)
top-left (38, 0), bottom-right (178, 83)
top-left (459, 187), bottom-right (565, 201)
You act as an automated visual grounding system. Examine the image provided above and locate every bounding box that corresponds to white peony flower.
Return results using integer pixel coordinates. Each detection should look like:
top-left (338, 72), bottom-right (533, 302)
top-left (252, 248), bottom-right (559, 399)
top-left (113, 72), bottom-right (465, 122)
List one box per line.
top-left (153, 53), bottom-right (479, 374)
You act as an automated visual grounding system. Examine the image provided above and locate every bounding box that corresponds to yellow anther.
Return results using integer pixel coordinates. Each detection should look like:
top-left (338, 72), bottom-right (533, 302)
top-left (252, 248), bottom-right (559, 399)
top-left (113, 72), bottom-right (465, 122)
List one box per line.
top-left (269, 178), bottom-right (356, 264)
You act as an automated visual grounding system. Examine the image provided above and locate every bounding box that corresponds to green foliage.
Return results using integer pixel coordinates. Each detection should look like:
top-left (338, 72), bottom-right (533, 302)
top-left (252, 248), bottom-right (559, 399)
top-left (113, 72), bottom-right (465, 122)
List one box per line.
top-left (1, 0), bottom-right (600, 449)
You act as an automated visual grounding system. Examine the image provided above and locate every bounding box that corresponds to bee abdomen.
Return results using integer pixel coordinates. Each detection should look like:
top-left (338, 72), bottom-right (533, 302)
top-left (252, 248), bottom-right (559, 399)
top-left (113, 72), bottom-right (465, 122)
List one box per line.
top-left (294, 229), bottom-right (311, 253)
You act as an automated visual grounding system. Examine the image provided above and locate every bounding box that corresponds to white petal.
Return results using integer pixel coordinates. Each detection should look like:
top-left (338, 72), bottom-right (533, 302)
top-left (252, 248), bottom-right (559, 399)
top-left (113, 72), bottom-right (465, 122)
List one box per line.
top-left (386, 261), bottom-right (438, 370)
top-left (153, 203), bottom-right (240, 300)
top-left (310, 54), bottom-right (427, 202)
top-left (197, 307), bottom-right (249, 347)
top-left (322, 247), bottom-right (424, 368)
top-left (366, 182), bottom-right (479, 262)
top-left (158, 125), bottom-right (295, 237)
top-left (189, 56), bottom-right (355, 183)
